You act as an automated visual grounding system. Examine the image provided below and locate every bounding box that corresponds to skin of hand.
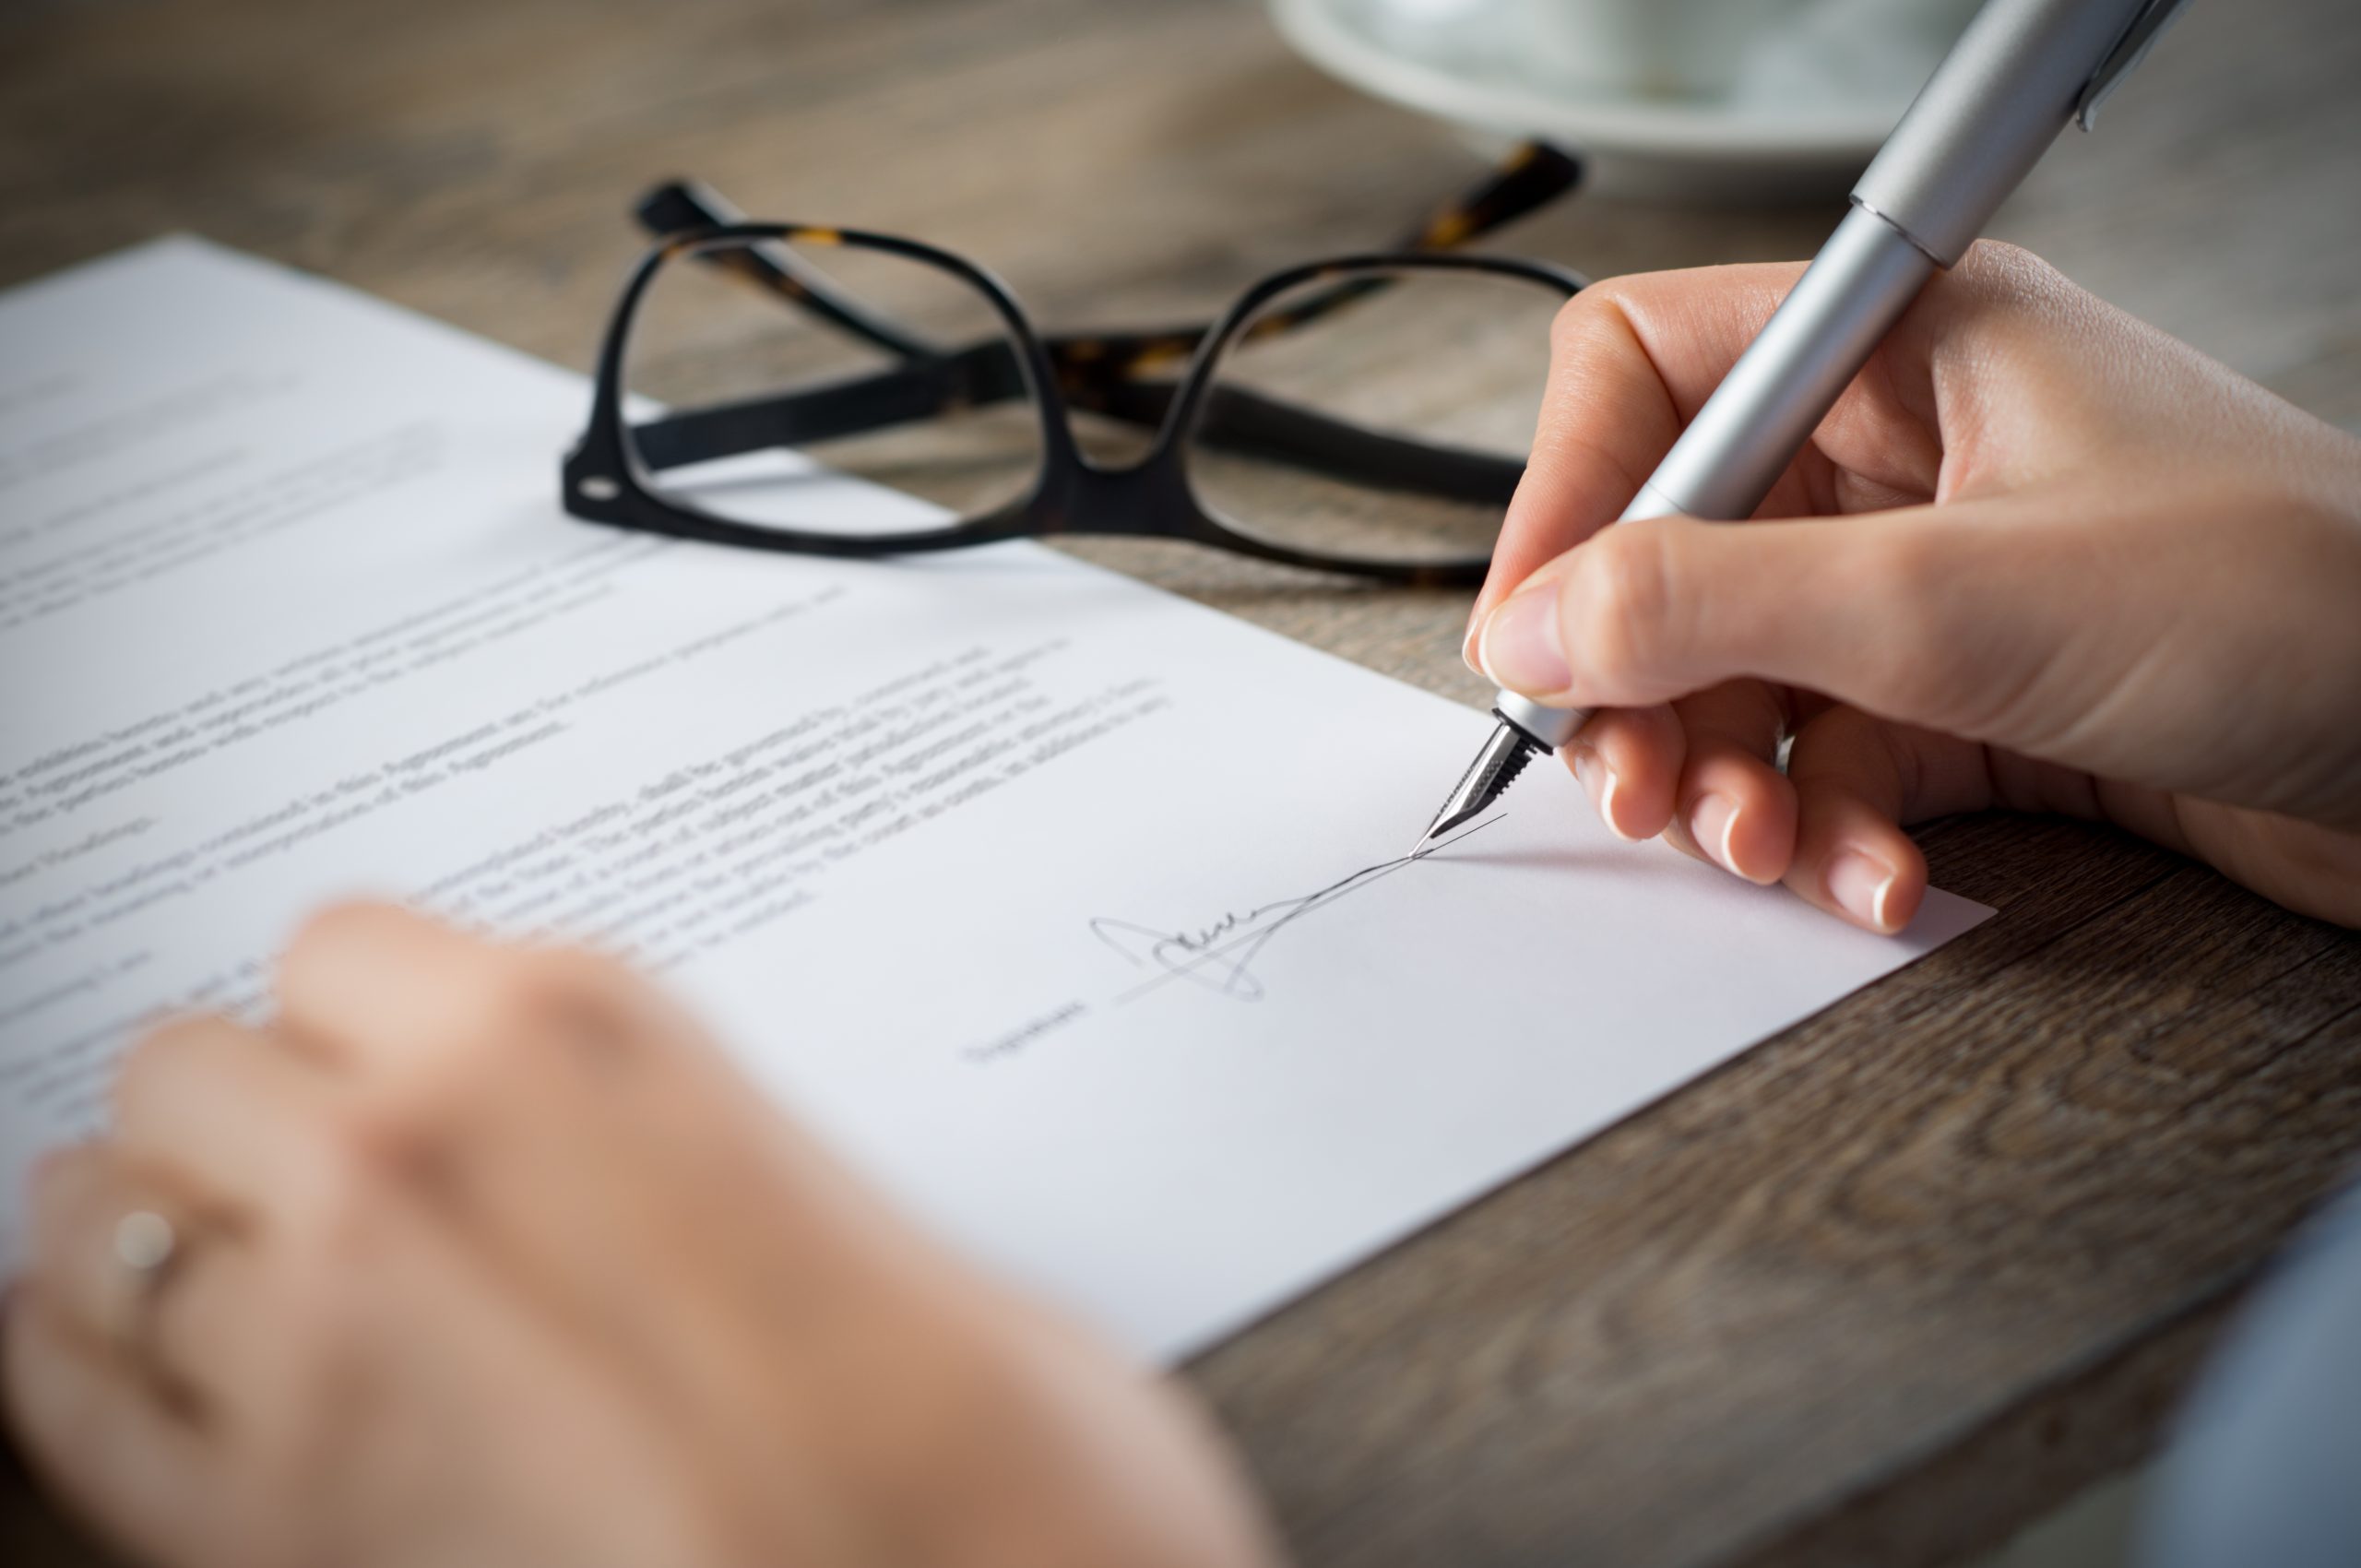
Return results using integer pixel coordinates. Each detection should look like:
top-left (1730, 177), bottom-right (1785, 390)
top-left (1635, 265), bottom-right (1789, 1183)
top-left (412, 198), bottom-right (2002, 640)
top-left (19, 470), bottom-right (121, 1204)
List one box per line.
top-left (4, 905), bottom-right (1283, 1568)
top-left (1465, 243), bottom-right (2361, 932)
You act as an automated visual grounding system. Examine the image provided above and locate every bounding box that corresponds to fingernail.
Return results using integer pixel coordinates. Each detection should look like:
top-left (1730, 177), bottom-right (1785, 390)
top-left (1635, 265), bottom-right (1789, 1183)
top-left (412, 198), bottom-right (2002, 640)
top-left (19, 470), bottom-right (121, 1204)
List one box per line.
top-left (1476, 586), bottom-right (1570, 695)
top-left (1460, 617), bottom-right (1484, 676)
top-left (1691, 792), bottom-right (1741, 874)
top-left (1827, 851), bottom-right (1900, 932)
top-left (1571, 743), bottom-right (1636, 840)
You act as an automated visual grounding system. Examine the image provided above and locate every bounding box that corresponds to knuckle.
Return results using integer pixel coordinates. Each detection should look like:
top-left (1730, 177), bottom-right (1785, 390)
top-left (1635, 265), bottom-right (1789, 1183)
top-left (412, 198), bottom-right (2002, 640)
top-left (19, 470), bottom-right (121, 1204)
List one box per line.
top-left (111, 1013), bottom-right (220, 1113)
top-left (1946, 241), bottom-right (2066, 315)
top-left (282, 898), bottom-right (409, 968)
top-left (471, 943), bottom-right (553, 1024)
top-left (1547, 278), bottom-right (1648, 369)
top-left (518, 944), bottom-right (629, 1005)
top-left (396, 944), bottom-right (645, 1115)
top-left (1564, 524), bottom-right (1679, 693)
top-left (1928, 242), bottom-right (2091, 352)
top-left (382, 948), bottom-right (543, 1099)
top-left (516, 948), bottom-right (652, 1060)
top-left (274, 1107), bottom-right (399, 1253)
top-left (380, 1032), bottom-right (493, 1124)
top-left (110, 1027), bottom-right (180, 1113)
top-left (1953, 238), bottom-right (2046, 284)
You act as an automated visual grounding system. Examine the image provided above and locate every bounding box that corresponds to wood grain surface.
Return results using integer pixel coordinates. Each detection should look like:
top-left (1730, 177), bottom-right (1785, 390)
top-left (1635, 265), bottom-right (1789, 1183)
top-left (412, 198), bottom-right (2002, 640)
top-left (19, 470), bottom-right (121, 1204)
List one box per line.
top-left (3, 1), bottom-right (2357, 1564)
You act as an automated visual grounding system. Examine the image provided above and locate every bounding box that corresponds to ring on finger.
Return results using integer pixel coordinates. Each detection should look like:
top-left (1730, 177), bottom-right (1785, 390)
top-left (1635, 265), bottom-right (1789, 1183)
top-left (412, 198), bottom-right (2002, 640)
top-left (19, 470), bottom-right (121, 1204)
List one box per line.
top-left (106, 1206), bottom-right (210, 1420)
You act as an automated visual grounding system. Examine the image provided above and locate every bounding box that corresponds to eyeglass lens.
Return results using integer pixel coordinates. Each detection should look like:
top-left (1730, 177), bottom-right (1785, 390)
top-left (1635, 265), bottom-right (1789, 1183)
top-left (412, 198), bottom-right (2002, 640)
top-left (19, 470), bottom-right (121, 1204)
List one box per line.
top-left (623, 238), bottom-right (1047, 537)
top-left (1184, 267), bottom-right (1561, 566)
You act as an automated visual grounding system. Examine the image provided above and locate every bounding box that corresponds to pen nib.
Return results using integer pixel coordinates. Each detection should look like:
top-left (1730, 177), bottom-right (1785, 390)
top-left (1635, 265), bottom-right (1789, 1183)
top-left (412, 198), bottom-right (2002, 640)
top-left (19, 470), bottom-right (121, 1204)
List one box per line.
top-left (1414, 719), bottom-right (1540, 855)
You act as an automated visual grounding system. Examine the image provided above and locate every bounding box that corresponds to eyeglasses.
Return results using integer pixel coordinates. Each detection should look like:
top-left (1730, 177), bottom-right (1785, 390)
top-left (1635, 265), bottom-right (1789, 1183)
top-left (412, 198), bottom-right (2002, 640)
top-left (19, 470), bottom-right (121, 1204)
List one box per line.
top-left (563, 147), bottom-right (1589, 587)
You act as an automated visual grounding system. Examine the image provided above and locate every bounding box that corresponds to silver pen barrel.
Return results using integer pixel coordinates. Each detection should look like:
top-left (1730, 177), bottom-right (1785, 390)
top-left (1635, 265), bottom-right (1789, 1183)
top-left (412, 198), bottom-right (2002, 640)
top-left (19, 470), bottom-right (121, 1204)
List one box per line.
top-left (1483, 0), bottom-right (2162, 757)
top-left (1495, 206), bottom-right (1940, 754)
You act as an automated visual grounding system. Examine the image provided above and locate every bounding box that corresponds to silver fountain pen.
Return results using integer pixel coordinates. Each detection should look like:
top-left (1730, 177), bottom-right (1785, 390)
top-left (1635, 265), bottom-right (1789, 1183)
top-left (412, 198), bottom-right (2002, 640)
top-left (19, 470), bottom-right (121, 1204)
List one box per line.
top-left (1417, 0), bottom-right (2193, 852)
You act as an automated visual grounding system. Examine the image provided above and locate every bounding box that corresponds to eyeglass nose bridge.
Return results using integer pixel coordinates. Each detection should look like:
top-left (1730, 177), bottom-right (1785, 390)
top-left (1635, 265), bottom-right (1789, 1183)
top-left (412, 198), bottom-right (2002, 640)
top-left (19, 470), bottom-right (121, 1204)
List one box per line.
top-left (1030, 438), bottom-right (1207, 542)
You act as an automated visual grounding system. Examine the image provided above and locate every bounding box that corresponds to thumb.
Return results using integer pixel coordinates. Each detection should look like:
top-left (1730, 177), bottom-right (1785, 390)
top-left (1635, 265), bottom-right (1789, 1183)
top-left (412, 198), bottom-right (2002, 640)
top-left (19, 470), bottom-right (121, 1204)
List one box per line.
top-left (1468, 500), bottom-right (2051, 739)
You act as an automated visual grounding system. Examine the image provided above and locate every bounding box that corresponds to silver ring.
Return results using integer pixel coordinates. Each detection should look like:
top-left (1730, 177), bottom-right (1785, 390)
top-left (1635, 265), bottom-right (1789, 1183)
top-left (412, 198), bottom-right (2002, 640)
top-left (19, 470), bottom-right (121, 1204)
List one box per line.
top-left (114, 1210), bottom-right (179, 1278)
top-left (108, 1209), bottom-right (187, 1374)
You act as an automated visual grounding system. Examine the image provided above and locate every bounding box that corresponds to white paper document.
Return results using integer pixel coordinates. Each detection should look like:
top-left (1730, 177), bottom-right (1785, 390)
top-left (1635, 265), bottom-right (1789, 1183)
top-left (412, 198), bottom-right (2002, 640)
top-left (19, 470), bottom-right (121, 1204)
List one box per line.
top-left (0, 239), bottom-right (1990, 1358)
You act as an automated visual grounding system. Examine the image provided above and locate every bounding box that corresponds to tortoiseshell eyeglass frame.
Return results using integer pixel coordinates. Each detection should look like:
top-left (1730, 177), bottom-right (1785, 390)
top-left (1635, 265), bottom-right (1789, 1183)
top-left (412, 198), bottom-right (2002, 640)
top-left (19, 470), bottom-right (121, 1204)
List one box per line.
top-left (563, 145), bottom-right (1590, 588)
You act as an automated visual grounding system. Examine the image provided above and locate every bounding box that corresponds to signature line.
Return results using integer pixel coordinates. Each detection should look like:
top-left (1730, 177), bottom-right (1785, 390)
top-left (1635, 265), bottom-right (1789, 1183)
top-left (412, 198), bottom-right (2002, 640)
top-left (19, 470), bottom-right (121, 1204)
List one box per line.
top-left (1089, 814), bottom-right (1503, 1004)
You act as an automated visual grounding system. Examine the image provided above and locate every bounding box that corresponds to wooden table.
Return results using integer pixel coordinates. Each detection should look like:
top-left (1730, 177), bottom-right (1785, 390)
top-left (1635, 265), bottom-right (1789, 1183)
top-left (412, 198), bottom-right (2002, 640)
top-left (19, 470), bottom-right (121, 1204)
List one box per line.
top-left (4, 1), bottom-right (2357, 1563)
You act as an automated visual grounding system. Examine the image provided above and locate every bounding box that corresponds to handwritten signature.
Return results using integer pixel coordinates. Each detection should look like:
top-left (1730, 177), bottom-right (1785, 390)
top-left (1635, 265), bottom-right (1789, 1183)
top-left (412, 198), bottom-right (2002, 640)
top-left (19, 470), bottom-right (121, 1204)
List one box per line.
top-left (1088, 815), bottom-right (1501, 1002)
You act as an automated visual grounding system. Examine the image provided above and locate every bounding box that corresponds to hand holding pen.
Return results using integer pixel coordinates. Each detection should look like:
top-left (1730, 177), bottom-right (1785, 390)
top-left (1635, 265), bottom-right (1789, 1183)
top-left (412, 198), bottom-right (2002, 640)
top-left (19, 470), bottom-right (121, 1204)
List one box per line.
top-left (1456, 244), bottom-right (2361, 932)
top-left (1418, 0), bottom-right (2205, 881)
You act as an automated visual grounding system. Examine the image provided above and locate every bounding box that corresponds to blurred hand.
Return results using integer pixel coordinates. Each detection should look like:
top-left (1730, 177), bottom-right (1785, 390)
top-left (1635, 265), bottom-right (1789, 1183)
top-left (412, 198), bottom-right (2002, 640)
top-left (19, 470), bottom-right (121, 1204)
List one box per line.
top-left (1465, 244), bottom-right (2361, 932)
top-left (5, 906), bottom-right (1280, 1568)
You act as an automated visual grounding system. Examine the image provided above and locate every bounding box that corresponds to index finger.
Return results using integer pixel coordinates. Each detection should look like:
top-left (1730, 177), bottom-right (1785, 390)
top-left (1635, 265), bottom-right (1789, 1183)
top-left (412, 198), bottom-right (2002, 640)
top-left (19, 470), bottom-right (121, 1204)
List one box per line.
top-left (1469, 262), bottom-right (1805, 658)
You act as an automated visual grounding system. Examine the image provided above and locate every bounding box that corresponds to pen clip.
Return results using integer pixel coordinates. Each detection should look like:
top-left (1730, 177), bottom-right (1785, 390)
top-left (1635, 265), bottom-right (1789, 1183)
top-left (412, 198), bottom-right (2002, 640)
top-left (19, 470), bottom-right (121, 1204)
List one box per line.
top-left (2076, 0), bottom-right (2197, 131)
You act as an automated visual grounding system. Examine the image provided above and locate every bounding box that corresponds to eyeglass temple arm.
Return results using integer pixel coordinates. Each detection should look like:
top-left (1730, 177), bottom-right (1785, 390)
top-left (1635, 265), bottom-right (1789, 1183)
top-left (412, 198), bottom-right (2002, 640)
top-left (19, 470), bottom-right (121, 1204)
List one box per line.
top-left (630, 143), bottom-right (1581, 381)
top-left (1039, 142), bottom-right (1582, 365)
top-left (1043, 143), bottom-right (1587, 355)
top-left (627, 361), bottom-right (975, 472)
top-left (1385, 141), bottom-right (1581, 252)
top-left (1186, 382), bottom-right (1523, 501)
top-left (1213, 140), bottom-right (1584, 341)
top-left (628, 342), bottom-right (1521, 505)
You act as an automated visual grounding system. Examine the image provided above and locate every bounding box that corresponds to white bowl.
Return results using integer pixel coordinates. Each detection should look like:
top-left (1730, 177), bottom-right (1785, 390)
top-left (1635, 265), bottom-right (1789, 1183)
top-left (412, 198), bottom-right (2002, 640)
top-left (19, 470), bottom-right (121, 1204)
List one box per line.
top-left (1271, 0), bottom-right (1978, 202)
